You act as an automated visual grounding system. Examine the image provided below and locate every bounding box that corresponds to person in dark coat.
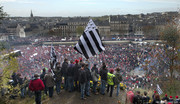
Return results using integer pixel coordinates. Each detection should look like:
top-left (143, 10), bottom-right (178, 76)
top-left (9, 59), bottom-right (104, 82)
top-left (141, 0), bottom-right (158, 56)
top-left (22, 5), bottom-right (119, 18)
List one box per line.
top-left (114, 68), bottom-right (122, 96)
top-left (17, 73), bottom-right (25, 98)
top-left (91, 64), bottom-right (99, 95)
top-left (85, 63), bottom-right (92, 96)
top-left (133, 91), bottom-right (142, 104)
top-left (44, 69), bottom-right (55, 98)
top-left (53, 62), bottom-right (62, 95)
top-left (169, 96), bottom-right (174, 104)
top-left (29, 74), bottom-right (45, 104)
top-left (40, 68), bottom-right (47, 95)
top-left (61, 58), bottom-right (69, 90)
top-left (67, 60), bottom-right (74, 92)
top-left (142, 91), bottom-right (150, 104)
top-left (152, 91), bottom-right (157, 100)
top-left (175, 96), bottom-right (180, 104)
top-left (100, 62), bottom-right (108, 95)
top-left (73, 59), bottom-right (81, 91)
top-left (79, 64), bottom-right (87, 100)
top-left (11, 72), bottom-right (18, 87)
top-left (152, 94), bottom-right (161, 104)
top-left (161, 94), bottom-right (169, 102)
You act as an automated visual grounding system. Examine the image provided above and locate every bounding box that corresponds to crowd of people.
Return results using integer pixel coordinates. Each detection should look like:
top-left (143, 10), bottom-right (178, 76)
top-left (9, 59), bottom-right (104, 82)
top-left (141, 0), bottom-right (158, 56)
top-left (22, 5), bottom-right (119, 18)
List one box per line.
top-left (1, 41), bottom-right (179, 104)
top-left (8, 57), bottom-right (180, 104)
top-left (14, 43), bottom-right (162, 90)
top-left (15, 43), bottom-right (149, 78)
top-left (126, 90), bottom-right (180, 104)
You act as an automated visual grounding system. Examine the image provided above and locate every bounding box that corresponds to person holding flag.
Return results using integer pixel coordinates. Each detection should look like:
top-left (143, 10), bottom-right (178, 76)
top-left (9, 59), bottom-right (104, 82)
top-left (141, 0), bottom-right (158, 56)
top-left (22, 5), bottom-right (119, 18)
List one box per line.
top-left (53, 62), bottom-right (62, 95)
top-left (50, 43), bottom-right (57, 70)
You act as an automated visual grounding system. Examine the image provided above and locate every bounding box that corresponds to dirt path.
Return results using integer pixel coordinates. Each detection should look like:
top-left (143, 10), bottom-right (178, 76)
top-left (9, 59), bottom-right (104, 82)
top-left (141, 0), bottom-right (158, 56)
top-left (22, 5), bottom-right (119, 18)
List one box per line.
top-left (42, 89), bottom-right (126, 104)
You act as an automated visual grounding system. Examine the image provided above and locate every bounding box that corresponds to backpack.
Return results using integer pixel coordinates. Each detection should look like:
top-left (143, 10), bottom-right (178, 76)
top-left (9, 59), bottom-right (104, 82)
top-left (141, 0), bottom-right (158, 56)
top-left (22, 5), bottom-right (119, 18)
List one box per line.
top-left (115, 73), bottom-right (122, 84)
top-left (137, 95), bottom-right (142, 104)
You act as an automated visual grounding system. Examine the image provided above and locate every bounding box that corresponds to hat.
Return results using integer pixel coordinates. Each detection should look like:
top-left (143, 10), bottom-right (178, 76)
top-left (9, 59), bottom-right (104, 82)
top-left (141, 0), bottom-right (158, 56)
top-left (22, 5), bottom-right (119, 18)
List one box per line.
top-left (165, 94), bottom-right (167, 97)
top-left (176, 96), bottom-right (178, 99)
top-left (34, 74), bottom-right (39, 78)
top-left (75, 59), bottom-right (79, 63)
top-left (154, 91), bottom-right (157, 93)
top-left (42, 68), bottom-right (46, 72)
top-left (170, 96), bottom-right (172, 98)
top-left (110, 68), bottom-right (114, 73)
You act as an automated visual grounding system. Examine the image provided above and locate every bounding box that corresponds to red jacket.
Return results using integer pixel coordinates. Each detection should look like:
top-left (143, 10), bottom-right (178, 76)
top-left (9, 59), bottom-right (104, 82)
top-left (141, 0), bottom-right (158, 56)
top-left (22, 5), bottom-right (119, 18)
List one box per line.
top-left (29, 78), bottom-right (45, 91)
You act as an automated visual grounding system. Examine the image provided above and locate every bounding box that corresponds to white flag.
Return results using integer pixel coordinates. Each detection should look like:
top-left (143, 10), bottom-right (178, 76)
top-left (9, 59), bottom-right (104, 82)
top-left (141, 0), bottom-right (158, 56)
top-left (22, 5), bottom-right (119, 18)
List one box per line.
top-left (74, 19), bottom-right (105, 59)
top-left (50, 43), bottom-right (57, 69)
top-left (157, 84), bottom-right (163, 95)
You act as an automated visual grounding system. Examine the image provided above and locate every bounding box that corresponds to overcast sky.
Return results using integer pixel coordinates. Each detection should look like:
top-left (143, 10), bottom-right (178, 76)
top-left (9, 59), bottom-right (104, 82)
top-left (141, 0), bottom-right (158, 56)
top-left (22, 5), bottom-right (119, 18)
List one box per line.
top-left (1, 0), bottom-right (180, 17)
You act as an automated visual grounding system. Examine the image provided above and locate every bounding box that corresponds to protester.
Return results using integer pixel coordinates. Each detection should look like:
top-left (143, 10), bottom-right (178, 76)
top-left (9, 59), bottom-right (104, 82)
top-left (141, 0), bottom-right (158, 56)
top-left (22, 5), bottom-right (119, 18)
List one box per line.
top-left (162, 94), bottom-right (169, 102)
top-left (114, 68), bottom-right (122, 96)
top-left (152, 90), bottom-right (157, 100)
top-left (175, 96), bottom-right (180, 104)
top-left (79, 64), bottom-right (87, 100)
top-left (23, 77), bottom-right (29, 96)
top-left (73, 59), bottom-right (81, 91)
top-left (142, 91), bottom-right (150, 104)
top-left (53, 62), bottom-right (62, 95)
top-left (107, 68), bottom-right (115, 97)
top-left (44, 69), bottom-right (55, 98)
top-left (11, 71), bottom-right (18, 87)
top-left (40, 68), bottom-right (47, 95)
top-left (61, 58), bottom-right (69, 91)
top-left (133, 91), bottom-right (142, 104)
top-left (126, 87), bottom-right (134, 104)
top-left (91, 64), bottom-right (99, 95)
top-left (152, 94), bottom-right (161, 104)
top-left (169, 96), bottom-right (174, 104)
top-left (67, 60), bottom-right (74, 92)
top-left (17, 73), bottom-right (25, 98)
top-left (100, 62), bottom-right (108, 95)
top-left (85, 64), bottom-right (92, 97)
top-left (29, 73), bottom-right (45, 104)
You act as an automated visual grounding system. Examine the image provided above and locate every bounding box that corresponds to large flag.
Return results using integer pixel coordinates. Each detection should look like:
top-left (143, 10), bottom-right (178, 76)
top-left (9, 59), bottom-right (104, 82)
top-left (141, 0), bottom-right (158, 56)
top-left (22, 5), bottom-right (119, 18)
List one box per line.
top-left (74, 19), bottom-right (105, 59)
top-left (157, 84), bottom-right (163, 95)
top-left (50, 43), bottom-right (57, 69)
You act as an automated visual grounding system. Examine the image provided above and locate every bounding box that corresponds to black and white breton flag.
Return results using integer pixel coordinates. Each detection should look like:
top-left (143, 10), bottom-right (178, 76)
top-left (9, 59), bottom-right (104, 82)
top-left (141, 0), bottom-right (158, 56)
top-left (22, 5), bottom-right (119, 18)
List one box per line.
top-left (157, 84), bottom-right (163, 95)
top-left (74, 19), bottom-right (105, 59)
top-left (50, 43), bottom-right (57, 69)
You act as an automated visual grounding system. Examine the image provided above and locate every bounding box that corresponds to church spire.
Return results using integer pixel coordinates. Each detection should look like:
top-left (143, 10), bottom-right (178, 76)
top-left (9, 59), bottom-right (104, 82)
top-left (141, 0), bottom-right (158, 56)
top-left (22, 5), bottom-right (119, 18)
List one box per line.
top-left (30, 10), bottom-right (33, 18)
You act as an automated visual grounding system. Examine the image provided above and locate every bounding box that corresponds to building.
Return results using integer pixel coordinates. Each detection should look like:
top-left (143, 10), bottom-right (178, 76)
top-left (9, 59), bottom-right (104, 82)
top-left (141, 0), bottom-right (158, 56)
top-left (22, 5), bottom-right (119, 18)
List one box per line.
top-left (109, 15), bottom-right (131, 37)
top-left (53, 17), bottom-right (89, 37)
top-left (16, 24), bottom-right (26, 37)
